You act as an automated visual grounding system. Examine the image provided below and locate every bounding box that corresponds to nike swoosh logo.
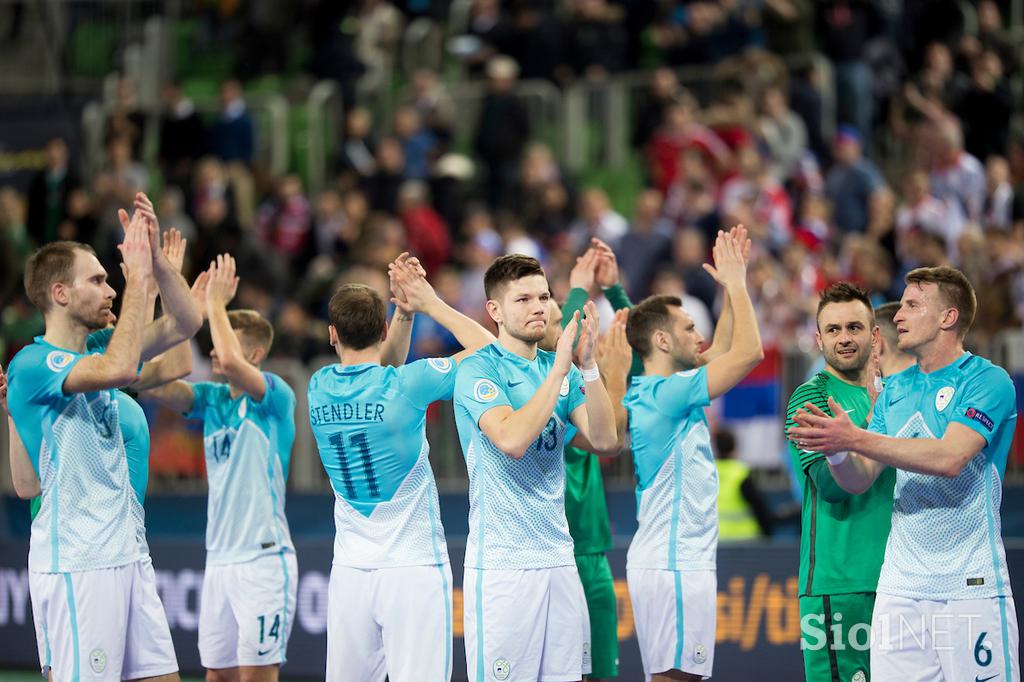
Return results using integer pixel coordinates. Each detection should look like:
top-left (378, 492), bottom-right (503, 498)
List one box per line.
top-left (976, 675), bottom-right (999, 682)
top-left (257, 648), bottom-right (274, 656)
top-left (507, 380), bottom-right (523, 388)
top-left (889, 394), bottom-right (906, 405)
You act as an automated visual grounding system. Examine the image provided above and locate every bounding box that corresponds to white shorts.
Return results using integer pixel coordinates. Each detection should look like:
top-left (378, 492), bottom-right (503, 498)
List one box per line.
top-left (326, 563), bottom-right (454, 682)
top-left (30, 557), bottom-right (178, 680)
top-left (627, 568), bottom-right (716, 681)
top-left (871, 592), bottom-right (1020, 681)
top-left (464, 566), bottom-right (591, 682)
top-left (198, 551), bottom-right (298, 669)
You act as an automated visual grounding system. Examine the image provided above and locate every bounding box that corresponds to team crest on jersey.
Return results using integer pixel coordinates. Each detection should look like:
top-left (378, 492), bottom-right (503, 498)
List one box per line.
top-left (935, 386), bottom-right (955, 412)
top-left (238, 399), bottom-right (248, 419)
top-left (474, 379), bottom-right (499, 402)
top-left (89, 648), bottom-right (107, 673)
top-left (428, 357), bottom-right (453, 373)
top-left (851, 671), bottom-right (866, 682)
top-left (560, 376), bottom-right (570, 396)
top-left (492, 658), bottom-right (511, 680)
top-left (693, 643), bottom-right (707, 664)
top-left (45, 350), bottom-right (74, 373)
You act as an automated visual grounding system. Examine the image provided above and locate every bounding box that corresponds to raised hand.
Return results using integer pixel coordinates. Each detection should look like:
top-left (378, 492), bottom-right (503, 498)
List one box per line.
top-left (787, 397), bottom-right (858, 454)
top-left (726, 224), bottom-right (752, 265)
top-left (569, 248), bottom-right (599, 296)
top-left (597, 308), bottom-right (631, 380)
top-left (390, 259), bottom-right (439, 315)
top-left (118, 210), bottom-right (154, 281)
top-left (205, 254), bottom-right (239, 309)
top-left (591, 238), bottom-right (620, 289)
top-left (190, 270), bottom-right (211, 319)
top-left (161, 228), bottom-right (188, 274)
top-left (576, 300), bottom-right (600, 369)
top-left (554, 311), bottom-right (580, 377)
top-left (701, 226), bottom-right (747, 288)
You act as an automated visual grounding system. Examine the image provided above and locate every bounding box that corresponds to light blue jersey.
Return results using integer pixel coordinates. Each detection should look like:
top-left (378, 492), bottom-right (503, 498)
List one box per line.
top-left (8, 333), bottom-right (147, 573)
top-left (623, 368), bottom-right (716, 571)
top-left (308, 358), bottom-right (455, 568)
top-left (454, 343), bottom-right (587, 570)
top-left (184, 373), bottom-right (296, 566)
top-left (869, 352), bottom-right (1016, 600)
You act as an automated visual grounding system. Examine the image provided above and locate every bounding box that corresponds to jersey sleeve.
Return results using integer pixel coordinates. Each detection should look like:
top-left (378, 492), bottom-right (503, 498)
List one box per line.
top-left (785, 379), bottom-right (834, 473)
top-left (255, 372), bottom-right (296, 419)
top-left (8, 345), bottom-right (84, 405)
top-left (951, 365), bottom-right (1017, 445)
top-left (454, 353), bottom-right (512, 426)
top-left (183, 381), bottom-right (219, 420)
top-left (86, 328), bottom-right (115, 352)
top-left (399, 357), bottom-right (458, 409)
top-left (566, 364), bottom-right (587, 415)
top-left (650, 367), bottom-right (710, 419)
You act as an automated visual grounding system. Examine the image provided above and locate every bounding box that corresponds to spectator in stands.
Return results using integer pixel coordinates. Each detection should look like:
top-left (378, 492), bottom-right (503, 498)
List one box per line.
top-left (672, 227), bottom-right (718, 315)
top-left (27, 137), bottom-right (79, 247)
top-left (256, 174), bottom-right (314, 271)
top-left (393, 105), bottom-right (437, 181)
top-left (956, 49), bottom-right (1012, 164)
top-left (632, 68), bottom-right (680, 150)
top-left (57, 188), bottom-right (98, 246)
top-left (353, 0), bottom-right (404, 99)
top-left (816, 0), bottom-right (884, 139)
top-left (561, 0), bottom-right (628, 82)
top-left (648, 268), bottom-right (712, 339)
top-left (406, 68), bottom-right (456, 143)
top-left (159, 81), bottom-right (207, 191)
top-left (458, 0), bottom-right (503, 77)
top-left (720, 144), bottom-right (793, 249)
top-left (338, 106), bottom-right (377, 187)
top-left (397, 180), bottom-right (451, 276)
top-left (761, 0), bottom-right (815, 58)
top-left (190, 156), bottom-right (237, 227)
top-left (895, 170), bottom-right (964, 265)
top-left (496, 1), bottom-right (564, 82)
top-left (209, 79), bottom-right (255, 166)
top-left (103, 77), bottom-right (146, 158)
top-left (645, 94), bottom-right (731, 195)
top-left (474, 56), bottom-right (531, 208)
top-left (0, 188), bottom-right (31, 308)
top-left (758, 84), bottom-right (808, 183)
top-left (983, 156), bottom-right (1014, 230)
top-left (157, 187), bottom-right (197, 245)
top-left (365, 137), bottom-right (407, 213)
top-left (568, 188), bottom-right (628, 252)
top-left (617, 189), bottom-right (672, 299)
top-left (825, 126), bottom-right (887, 234)
top-left (929, 120), bottom-right (986, 222)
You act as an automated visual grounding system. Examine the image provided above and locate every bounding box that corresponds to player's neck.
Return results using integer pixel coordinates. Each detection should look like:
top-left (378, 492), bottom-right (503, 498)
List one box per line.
top-left (497, 330), bottom-right (538, 361)
top-left (42, 314), bottom-right (90, 353)
top-left (337, 346), bottom-right (382, 367)
top-left (880, 354), bottom-right (915, 377)
top-left (913, 337), bottom-right (965, 374)
top-left (823, 363), bottom-right (864, 386)
top-left (643, 353), bottom-right (680, 378)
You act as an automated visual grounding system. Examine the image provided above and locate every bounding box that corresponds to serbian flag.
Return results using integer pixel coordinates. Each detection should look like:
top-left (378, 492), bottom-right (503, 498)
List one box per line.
top-left (719, 346), bottom-right (784, 468)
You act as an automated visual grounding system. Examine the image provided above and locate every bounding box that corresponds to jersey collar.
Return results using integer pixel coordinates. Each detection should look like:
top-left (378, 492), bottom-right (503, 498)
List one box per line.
top-left (332, 362), bottom-right (378, 376)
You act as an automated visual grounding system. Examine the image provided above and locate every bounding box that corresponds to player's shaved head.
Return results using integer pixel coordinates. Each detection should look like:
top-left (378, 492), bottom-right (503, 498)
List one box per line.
top-left (626, 295), bottom-right (683, 359)
top-left (24, 241), bottom-right (97, 312)
top-left (329, 283), bottom-right (386, 350)
top-left (484, 254), bottom-right (545, 300)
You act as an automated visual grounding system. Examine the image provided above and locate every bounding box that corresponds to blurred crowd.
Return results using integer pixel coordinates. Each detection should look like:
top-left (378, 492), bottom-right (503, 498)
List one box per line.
top-left (3, 0), bottom-right (1024, 368)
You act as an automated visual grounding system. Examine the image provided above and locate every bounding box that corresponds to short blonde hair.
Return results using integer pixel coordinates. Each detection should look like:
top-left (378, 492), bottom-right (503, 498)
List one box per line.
top-left (228, 309), bottom-right (274, 353)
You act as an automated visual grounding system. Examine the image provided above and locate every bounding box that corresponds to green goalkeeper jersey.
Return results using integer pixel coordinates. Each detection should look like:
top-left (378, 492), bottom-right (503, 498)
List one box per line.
top-left (786, 370), bottom-right (896, 596)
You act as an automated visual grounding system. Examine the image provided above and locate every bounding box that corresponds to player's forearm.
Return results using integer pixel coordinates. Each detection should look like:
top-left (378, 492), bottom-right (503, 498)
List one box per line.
top-left (849, 429), bottom-right (970, 478)
top-left (603, 282), bottom-right (632, 310)
top-left (132, 340), bottom-right (192, 392)
top-left (491, 374), bottom-right (565, 458)
top-left (381, 313), bottom-right (413, 367)
top-left (103, 274), bottom-right (150, 382)
top-left (723, 281), bottom-right (762, 366)
top-left (583, 374), bottom-right (620, 452)
top-left (9, 416), bottom-right (41, 499)
top-left (152, 263), bottom-right (202, 343)
top-left (827, 452), bottom-right (880, 494)
top-left (424, 299), bottom-right (495, 352)
top-left (604, 372), bottom-right (629, 446)
top-left (561, 288), bottom-right (589, 329)
top-left (207, 303), bottom-right (246, 371)
top-left (701, 289), bottom-right (733, 364)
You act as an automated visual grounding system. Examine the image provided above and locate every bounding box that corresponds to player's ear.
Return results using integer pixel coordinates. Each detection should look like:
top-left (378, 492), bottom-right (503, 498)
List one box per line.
top-left (939, 306), bottom-right (959, 333)
top-left (250, 346), bottom-right (267, 365)
top-left (51, 281), bottom-right (69, 308)
top-left (485, 299), bottom-right (502, 326)
top-left (653, 329), bottom-right (670, 354)
top-left (328, 325), bottom-right (338, 348)
top-left (814, 328), bottom-right (824, 352)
